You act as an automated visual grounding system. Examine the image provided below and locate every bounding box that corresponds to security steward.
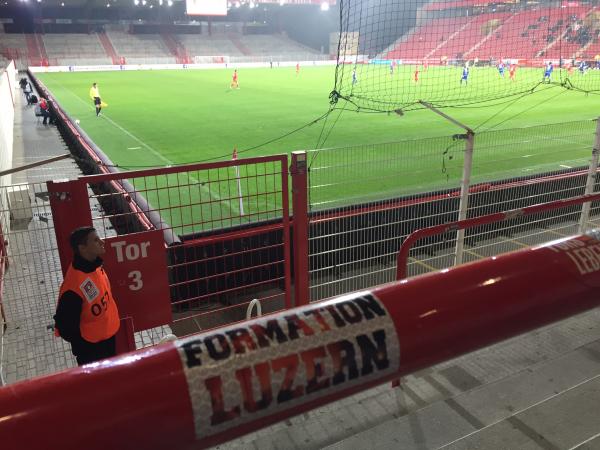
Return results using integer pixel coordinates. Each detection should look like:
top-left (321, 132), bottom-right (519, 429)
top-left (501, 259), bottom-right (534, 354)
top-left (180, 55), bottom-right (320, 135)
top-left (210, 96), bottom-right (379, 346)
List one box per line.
top-left (54, 226), bottom-right (120, 365)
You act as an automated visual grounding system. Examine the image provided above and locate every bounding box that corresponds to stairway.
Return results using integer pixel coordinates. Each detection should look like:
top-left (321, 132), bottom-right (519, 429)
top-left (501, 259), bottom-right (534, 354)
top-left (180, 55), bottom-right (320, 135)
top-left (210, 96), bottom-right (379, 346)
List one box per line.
top-left (25, 34), bottom-right (42, 66)
top-left (425, 21), bottom-right (471, 60)
top-left (97, 32), bottom-right (119, 64)
top-left (34, 34), bottom-right (48, 64)
top-left (228, 33), bottom-right (252, 56)
top-left (463, 13), bottom-right (517, 59)
top-left (160, 32), bottom-right (189, 64)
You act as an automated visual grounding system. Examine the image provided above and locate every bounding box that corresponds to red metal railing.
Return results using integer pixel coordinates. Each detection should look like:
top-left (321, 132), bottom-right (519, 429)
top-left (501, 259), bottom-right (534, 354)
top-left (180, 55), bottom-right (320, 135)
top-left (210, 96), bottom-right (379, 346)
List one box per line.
top-left (396, 192), bottom-right (600, 279)
top-left (2, 231), bottom-right (600, 450)
top-left (49, 155), bottom-right (292, 337)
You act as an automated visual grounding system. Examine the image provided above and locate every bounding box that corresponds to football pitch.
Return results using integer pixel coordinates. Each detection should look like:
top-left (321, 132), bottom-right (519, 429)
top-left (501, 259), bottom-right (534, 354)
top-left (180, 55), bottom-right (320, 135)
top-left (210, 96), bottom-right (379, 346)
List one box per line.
top-left (36, 66), bottom-right (600, 232)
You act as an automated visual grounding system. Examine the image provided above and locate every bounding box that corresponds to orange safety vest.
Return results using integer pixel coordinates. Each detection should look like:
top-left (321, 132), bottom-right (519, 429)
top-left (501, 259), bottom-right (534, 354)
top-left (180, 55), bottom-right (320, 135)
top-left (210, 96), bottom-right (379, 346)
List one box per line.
top-left (56, 264), bottom-right (120, 343)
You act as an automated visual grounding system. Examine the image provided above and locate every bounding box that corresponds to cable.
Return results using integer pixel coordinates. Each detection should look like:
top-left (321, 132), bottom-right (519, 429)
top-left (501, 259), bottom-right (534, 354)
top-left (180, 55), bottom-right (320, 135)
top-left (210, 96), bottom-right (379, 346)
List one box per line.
top-left (477, 87), bottom-right (569, 133)
top-left (473, 82), bottom-right (551, 132)
top-left (116, 109), bottom-right (334, 170)
top-left (309, 104), bottom-right (347, 169)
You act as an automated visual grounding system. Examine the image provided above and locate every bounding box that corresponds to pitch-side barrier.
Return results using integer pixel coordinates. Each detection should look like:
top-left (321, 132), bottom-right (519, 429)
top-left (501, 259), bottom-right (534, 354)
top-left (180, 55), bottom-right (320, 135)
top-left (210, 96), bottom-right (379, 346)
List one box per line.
top-left (2, 230), bottom-right (600, 449)
top-left (396, 192), bottom-right (600, 279)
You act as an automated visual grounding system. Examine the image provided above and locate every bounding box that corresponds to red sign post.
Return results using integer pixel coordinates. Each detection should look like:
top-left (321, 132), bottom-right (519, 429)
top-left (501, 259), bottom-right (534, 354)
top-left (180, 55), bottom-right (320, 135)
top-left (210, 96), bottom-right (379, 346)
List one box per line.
top-left (102, 230), bottom-right (172, 331)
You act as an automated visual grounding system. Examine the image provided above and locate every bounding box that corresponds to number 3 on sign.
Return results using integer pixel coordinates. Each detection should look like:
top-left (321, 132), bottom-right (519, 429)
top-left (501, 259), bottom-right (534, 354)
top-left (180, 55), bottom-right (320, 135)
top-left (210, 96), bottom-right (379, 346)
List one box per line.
top-left (128, 270), bottom-right (143, 291)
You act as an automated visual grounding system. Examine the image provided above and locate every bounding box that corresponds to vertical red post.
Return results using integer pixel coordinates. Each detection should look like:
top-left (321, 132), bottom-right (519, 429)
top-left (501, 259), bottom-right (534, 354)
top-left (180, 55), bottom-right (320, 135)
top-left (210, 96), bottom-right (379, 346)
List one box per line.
top-left (290, 151), bottom-right (309, 307)
top-left (47, 179), bottom-right (93, 275)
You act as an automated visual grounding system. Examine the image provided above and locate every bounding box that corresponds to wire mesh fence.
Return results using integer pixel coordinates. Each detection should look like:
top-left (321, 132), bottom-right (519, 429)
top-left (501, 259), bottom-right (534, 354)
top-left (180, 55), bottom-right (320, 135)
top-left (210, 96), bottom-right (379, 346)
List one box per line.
top-left (307, 134), bottom-right (463, 301)
top-left (0, 181), bottom-right (74, 383)
top-left (307, 119), bottom-right (599, 301)
top-left (81, 155), bottom-right (291, 337)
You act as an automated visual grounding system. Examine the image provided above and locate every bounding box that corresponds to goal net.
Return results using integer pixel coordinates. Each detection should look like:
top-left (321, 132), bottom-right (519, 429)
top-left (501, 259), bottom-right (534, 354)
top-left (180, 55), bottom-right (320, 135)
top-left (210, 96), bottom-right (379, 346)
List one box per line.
top-left (332, 0), bottom-right (600, 112)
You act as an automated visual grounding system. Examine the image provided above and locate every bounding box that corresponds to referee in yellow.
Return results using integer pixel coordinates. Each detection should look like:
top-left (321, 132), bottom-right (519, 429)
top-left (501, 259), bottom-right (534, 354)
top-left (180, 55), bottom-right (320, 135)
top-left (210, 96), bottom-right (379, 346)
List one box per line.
top-left (89, 82), bottom-right (102, 117)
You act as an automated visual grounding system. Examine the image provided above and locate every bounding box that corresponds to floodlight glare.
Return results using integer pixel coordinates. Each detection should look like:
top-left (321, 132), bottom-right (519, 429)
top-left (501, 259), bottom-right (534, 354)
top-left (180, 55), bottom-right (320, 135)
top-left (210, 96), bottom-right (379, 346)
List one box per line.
top-left (320, 2), bottom-right (329, 11)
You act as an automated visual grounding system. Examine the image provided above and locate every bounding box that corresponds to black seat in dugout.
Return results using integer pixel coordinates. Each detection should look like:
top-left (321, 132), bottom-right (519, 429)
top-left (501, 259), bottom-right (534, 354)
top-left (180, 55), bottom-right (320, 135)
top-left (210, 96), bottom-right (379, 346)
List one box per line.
top-left (34, 105), bottom-right (44, 124)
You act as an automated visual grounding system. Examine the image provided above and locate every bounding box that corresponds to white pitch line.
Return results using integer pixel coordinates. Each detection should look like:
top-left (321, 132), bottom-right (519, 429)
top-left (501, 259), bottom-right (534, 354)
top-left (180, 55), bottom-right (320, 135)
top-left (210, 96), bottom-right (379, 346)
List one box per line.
top-left (522, 154), bottom-right (533, 158)
top-left (52, 82), bottom-right (237, 215)
top-left (560, 164), bottom-right (572, 168)
top-left (100, 114), bottom-right (238, 215)
top-left (127, 146), bottom-right (141, 150)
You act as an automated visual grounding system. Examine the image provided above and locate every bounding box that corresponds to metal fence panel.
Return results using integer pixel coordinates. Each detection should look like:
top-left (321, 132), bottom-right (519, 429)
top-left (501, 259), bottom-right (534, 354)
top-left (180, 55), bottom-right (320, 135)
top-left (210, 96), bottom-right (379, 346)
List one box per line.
top-left (307, 135), bottom-right (463, 301)
top-left (307, 120), bottom-right (599, 300)
top-left (79, 156), bottom-right (291, 336)
top-left (417, 120), bottom-right (598, 273)
top-left (0, 181), bottom-right (73, 383)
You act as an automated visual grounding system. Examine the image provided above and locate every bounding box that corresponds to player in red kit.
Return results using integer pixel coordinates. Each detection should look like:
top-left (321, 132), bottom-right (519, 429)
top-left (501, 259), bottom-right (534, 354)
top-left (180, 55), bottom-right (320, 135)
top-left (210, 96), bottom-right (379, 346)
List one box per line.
top-left (509, 64), bottom-right (517, 81)
top-left (230, 69), bottom-right (239, 89)
top-left (296, 62), bottom-right (300, 76)
top-left (414, 66), bottom-right (420, 83)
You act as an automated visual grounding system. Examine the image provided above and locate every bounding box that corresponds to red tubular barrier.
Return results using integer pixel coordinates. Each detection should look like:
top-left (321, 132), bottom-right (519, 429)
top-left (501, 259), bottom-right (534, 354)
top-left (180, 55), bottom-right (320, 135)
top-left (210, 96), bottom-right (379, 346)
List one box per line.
top-left (397, 192), bottom-right (600, 279)
top-left (2, 231), bottom-right (600, 449)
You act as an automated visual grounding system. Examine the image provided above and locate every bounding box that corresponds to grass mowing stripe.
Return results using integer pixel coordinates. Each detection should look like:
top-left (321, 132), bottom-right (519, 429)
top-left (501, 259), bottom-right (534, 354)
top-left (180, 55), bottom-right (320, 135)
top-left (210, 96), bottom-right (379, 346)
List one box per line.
top-left (36, 67), bottom-right (600, 227)
top-left (47, 77), bottom-right (241, 221)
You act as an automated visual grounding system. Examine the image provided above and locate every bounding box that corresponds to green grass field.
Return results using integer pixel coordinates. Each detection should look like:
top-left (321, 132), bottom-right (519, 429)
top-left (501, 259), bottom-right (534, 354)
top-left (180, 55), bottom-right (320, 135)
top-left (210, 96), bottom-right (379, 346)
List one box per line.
top-left (35, 66), bottom-right (600, 233)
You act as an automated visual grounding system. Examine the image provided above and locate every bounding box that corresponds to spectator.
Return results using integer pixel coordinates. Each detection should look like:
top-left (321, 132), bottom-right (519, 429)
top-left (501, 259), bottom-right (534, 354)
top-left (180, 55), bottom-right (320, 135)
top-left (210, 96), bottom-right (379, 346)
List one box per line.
top-left (38, 97), bottom-right (54, 125)
top-left (54, 227), bottom-right (120, 366)
top-left (23, 82), bottom-right (33, 105)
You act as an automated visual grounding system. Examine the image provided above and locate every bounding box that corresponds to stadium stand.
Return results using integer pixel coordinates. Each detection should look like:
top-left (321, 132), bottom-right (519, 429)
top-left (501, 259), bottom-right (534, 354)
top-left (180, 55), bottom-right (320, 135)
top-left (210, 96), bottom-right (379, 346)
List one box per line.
top-left (237, 34), bottom-right (320, 56)
top-left (0, 33), bottom-right (29, 69)
top-left (542, 6), bottom-right (596, 59)
top-left (177, 33), bottom-right (243, 57)
top-left (42, 34), bottom-right (112, 66)
top-left (385, 17), bottom-right (471, 60)
top-left (384, 5), bottom-right (597, 62)
top-left (2, 30), bottom-right (325, 67)
top-left (428, 12), bottom-right (513, 60)
top-left (107, 29), bottom-right (176, 64)
top-left (472, 9), bottom-right (553, 60)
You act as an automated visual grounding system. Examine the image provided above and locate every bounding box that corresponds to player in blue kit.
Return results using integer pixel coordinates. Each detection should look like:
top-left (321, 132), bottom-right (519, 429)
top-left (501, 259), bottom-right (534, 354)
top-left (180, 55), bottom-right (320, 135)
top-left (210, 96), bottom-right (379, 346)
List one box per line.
top-left (498, 61), bottom-right (505, 77)
top-left (579, 60), bottom-right (588, 75)
top-left (543, 61), bottom-right (553, 83)
top-left (460, 65), bottom-right (469, 85)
